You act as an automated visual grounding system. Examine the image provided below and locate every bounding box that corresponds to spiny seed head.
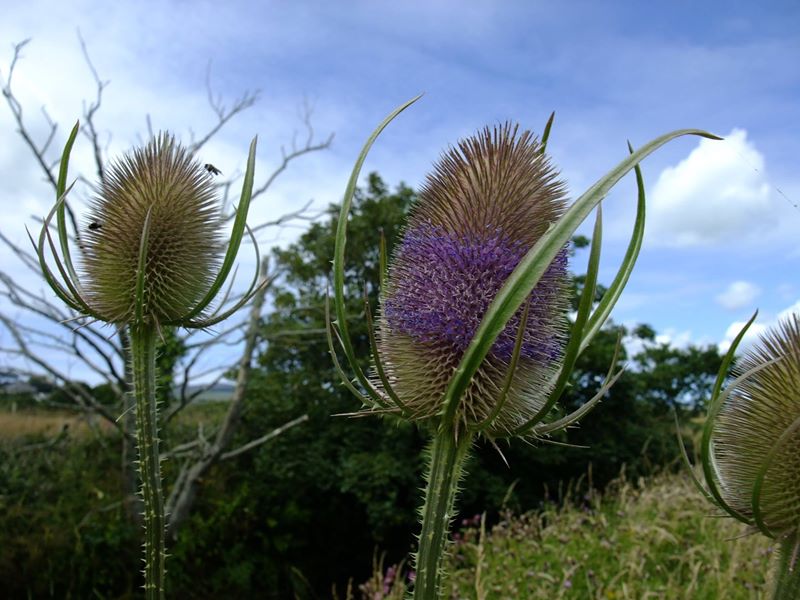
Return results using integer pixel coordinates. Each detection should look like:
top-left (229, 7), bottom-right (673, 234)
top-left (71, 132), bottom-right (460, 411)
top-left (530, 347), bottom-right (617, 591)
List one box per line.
top-left (378, 122), bottom-right (570, 434)
top-left (714, 314), bottom-right (800, 536)
top-left (82, 133), bottom-right (222, 325)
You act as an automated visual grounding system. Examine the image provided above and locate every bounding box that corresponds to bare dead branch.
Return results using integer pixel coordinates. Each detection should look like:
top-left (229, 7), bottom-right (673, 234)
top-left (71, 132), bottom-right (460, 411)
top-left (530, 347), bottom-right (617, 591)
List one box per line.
top-left (220, 414), bottom-right (308, 461)
top-left (0, 315), bottom-right (133, 442)
top-left (77, 30), bottom-right (109, 185)
top-left (1, 39), bottom-right (59, 191)
top-left (0, 229), bottom-right (45, 274)
top-left (250, 100), bottom-right (334, 202)
top-left (166, 257), bottom-right (307, 536)
top-left (250, 198), bottom-right (322, 234)
top-left (187, 61), bottom-right (259, 154)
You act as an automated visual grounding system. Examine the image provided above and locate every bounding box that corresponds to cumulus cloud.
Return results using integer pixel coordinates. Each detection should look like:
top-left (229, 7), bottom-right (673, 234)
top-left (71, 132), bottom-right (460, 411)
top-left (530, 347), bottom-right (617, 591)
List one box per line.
top-left (719, 298), bottom-right (800, 353)
top-left (648, 129), bottom-right (776, 247)
top-left (715, 280), bottom-right (761, 310)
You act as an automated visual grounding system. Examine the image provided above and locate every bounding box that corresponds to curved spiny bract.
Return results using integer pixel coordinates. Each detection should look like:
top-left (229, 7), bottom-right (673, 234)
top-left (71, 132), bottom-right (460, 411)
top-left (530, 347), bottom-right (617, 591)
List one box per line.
top-left (713, 315), bottom-right (800, 538)
top-left (82, 134), bottom-right (223, 326)
top-left (378, 124), bottom-right (570, 436)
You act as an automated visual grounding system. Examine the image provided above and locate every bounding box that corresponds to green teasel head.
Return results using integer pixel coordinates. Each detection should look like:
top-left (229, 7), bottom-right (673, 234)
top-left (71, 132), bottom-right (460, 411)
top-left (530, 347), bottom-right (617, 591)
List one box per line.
top-left (33, 122), bottom-right (263, 330)
top-left (678, 313), bottom-right (800, 597)
top-left (330, 96), bottom-right (719, 439)
top-left (683, 313), bottom-right (800, 537)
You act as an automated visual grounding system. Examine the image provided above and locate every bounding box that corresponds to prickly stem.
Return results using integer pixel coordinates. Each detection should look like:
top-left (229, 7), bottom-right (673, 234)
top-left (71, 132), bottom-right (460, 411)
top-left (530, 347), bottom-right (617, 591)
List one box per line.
top-left (770, 533), bottom-right (800, 600)
top-left (131, 324), bottom-right (166, 599)
top-left (412, 428), bottom-right (472, 600)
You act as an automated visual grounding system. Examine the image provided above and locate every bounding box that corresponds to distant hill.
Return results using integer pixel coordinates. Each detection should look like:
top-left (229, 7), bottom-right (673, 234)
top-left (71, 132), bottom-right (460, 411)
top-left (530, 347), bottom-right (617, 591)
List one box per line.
top-left (182, 382), bottom-right (235, 403)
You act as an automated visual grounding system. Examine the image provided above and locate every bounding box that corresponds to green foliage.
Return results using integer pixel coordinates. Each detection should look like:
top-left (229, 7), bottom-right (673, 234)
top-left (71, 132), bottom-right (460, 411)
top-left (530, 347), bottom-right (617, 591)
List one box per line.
top-left (369, 471), bottom-right (771, 599)
top-left (0, 173), bottom-right (729, 597)
top-left (0, 434), bottom-right (139, 598)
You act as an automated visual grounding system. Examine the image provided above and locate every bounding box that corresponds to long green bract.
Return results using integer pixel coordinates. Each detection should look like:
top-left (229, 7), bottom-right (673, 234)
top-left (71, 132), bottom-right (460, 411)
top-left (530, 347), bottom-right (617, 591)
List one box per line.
top-left (332, 95), bottom-right (422, 400)
top-left (55, 121), bottom-right (82, 291)
top-left (579, 142), bottom-right (646, 353)
top-left (700, 311), bottom-right (759, 525)
top-left (512, 202), bottom-right (603, 436)
top-left (180, 136), bottom-right (258, 321)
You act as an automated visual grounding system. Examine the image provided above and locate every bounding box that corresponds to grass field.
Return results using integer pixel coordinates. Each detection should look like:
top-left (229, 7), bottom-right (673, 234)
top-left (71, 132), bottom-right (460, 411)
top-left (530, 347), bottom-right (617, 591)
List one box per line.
top-left (361, 472), bottom-right (772, 599)
top-left (0, 401), bottom-right (229, 442)
top-left (0, 408), bottom-right (115, 440)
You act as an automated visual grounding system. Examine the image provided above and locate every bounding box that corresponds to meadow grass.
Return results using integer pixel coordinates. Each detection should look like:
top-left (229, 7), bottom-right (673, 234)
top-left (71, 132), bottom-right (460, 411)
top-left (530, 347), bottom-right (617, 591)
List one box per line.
top-left (0, 408), bottom-right (113, 440)
top-left (361, 471), bottom-right (772, 599)
top-left (0, 402), bottom-right (229, 442)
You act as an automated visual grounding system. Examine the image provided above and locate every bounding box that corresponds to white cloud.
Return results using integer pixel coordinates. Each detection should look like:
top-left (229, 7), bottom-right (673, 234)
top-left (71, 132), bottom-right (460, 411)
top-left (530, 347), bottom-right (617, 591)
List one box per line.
top-left (715, 280), bottom-right (761, 310)
top-left (718, 320), bottom-right (768, 354)
top-left (622, 325), bottom-right (696, 363)
top-left (648, 129), bottom-right (776, 247)
top-left (778, 300), bottom-right (800, 321)
top-left (719, 298), bottom-right (800, 353)
top-left (654, 328), bottom-right (694, 349)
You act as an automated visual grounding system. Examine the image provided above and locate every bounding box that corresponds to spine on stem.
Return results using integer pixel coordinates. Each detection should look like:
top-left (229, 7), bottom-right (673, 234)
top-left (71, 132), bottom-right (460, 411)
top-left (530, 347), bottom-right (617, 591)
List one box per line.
top-left (770, 534), bottom-right (800, 600)
top-left (131, 324), bottom-right (166, 599)
top-left (413, 428), bottom-right (472, 600)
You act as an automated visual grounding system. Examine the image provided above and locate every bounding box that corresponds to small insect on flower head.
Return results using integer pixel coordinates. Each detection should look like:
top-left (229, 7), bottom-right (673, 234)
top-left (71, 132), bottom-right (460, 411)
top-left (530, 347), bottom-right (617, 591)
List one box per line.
top-left (377, 123), bottom-right (570, 435)
top-left (82, 134), bottom-right (223, 325)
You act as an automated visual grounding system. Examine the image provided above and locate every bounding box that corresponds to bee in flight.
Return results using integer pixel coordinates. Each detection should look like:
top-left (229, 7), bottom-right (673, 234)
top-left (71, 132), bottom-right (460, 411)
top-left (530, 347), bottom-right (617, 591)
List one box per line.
top-left (204, 163), bottom-right (222, 176)
top-left (88, 221), bottom-right (102, 231)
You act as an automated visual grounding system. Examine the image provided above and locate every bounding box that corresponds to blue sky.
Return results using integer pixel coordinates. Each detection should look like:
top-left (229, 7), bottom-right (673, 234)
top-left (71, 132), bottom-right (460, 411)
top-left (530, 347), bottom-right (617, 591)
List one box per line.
top-left (1, 0), bottom-right (799, 381)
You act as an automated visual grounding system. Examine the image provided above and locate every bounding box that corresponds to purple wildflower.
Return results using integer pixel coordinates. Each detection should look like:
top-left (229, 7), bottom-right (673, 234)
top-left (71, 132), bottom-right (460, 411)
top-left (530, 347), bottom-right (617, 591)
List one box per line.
top-left (377, 123), bottom-right (570, 434)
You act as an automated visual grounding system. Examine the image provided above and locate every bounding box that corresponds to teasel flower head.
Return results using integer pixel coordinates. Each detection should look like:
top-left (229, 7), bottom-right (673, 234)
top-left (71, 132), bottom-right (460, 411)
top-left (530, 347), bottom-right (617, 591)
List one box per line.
top-left (378, 123), bottom-right (570, 434)
top-left (682, 313), bottom-right (800, 597)
top-left (329, 96), bottom-right (715, 441)
top-left (33, 122), bottom-right (263, 331)
top-left (81, 134), bottom-right (223, 324)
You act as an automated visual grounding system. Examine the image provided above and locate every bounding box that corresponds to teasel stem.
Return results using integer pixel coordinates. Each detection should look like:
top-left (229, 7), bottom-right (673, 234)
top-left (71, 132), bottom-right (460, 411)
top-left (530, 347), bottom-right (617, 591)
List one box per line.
top-left (131, 323), bottom-right (166, 599)
top-left (413, 427), bottom-right (472, 600)
top-left (771, 533), bottom-right (800, 600)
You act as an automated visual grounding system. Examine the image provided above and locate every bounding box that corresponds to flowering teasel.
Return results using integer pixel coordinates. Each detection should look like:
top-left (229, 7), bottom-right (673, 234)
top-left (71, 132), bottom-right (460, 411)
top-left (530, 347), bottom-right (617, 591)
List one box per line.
top-left (33, 123), bottom-right (262, 599)
top-left (377, 123), bottom-right (572, 436)
top-left (330, 96), bottom-right (718, 599)
top-left (679, 313), bottom-right (800, 599)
